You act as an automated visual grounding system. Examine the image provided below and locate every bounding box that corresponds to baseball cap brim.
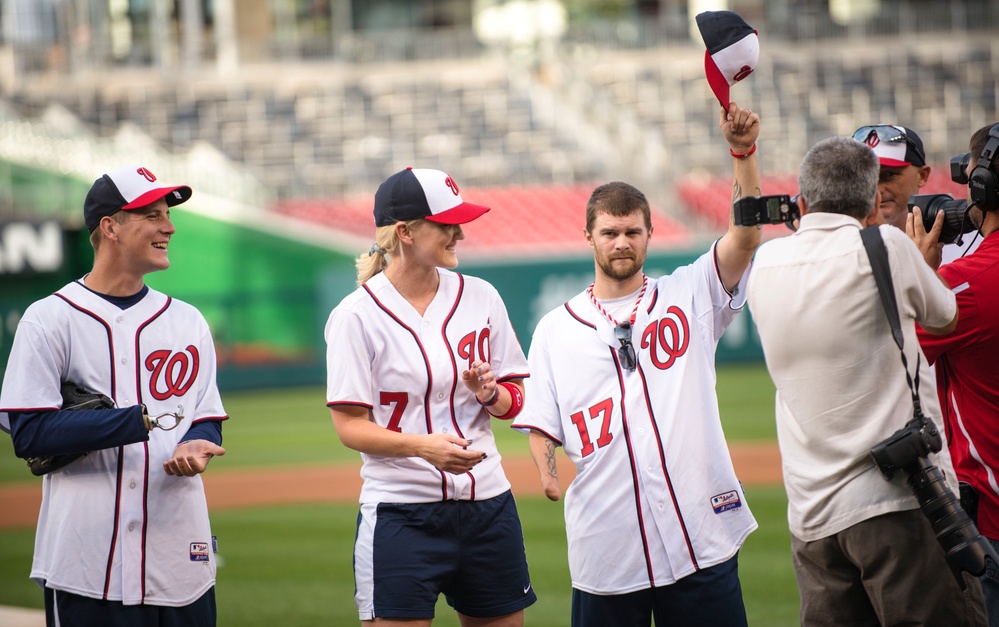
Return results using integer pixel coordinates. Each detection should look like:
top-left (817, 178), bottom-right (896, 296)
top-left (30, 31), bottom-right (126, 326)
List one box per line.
top-left (878, 157), bottom-right (911, 168)
top-left (704, 52), bottom-right (731, 109)
top-left (424, 202), bottom-right (491, 225)
top-left (122, 185), bottom-right (193, 210)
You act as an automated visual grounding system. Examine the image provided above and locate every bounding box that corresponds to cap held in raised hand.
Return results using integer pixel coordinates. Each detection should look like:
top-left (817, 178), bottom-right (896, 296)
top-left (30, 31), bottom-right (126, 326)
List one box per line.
top-left (696, 10), bottom-right (760, 110)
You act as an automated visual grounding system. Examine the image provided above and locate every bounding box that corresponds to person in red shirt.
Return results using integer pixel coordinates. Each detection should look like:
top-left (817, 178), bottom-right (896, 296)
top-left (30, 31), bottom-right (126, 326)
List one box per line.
top-left (916, 122), bottom-right (999, 626)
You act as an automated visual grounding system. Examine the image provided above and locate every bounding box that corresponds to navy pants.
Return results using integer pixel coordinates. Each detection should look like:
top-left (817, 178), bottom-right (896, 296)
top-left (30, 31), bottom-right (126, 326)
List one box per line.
top-left (44, 586), bottom-right (216, 627)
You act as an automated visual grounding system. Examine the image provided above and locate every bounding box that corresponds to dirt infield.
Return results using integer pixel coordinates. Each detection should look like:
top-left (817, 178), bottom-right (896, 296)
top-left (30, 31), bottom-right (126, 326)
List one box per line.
top-left (0, 442), bottom-right (782, 530)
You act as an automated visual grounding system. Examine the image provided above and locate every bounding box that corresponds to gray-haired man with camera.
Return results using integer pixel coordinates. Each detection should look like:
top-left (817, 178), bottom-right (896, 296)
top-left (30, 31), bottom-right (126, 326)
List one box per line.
top-left (746, 136), bottom-right (987, 626)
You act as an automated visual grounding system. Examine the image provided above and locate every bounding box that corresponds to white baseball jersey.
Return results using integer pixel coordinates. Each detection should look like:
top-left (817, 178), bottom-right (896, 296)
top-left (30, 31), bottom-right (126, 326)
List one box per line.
top-left (0, 279), bottom-right (226, 607)
top-left (325, 269), bottom-right (528, 504)
top-left (513, 243), bottom-right (758, 595)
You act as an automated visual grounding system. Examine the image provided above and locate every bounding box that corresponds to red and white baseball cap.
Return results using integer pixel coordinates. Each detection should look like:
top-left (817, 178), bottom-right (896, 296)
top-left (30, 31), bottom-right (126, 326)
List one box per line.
top-left (84, 165), bottom-right (192, 232)
top-left (373, 167), bottom-right (490, 227)
top-left (852, 125), bottom-right (927, 168)
top-left (696, 10), bottom-right (759, 109)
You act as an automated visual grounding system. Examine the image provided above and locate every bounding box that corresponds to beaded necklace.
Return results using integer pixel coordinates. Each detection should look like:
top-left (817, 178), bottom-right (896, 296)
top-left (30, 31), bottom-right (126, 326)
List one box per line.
top-left (586, 274), bottom-right (648, 327)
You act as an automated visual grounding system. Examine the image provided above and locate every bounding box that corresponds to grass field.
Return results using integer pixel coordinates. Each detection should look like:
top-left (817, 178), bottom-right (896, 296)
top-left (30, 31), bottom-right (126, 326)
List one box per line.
top-left (0, 363), bottom-right (798, 625)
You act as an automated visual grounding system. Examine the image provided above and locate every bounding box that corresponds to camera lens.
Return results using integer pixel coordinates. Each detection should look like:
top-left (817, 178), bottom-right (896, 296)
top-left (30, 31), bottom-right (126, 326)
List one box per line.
top-left (906, 459), bottom-right (998, 584)
top-left (908, 194), bottom-right (973, 245)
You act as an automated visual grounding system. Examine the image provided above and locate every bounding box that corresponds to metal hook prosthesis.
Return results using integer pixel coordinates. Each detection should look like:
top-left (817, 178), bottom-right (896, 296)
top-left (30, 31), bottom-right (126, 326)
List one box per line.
top-left (145, 405), bottom-right (185, 431)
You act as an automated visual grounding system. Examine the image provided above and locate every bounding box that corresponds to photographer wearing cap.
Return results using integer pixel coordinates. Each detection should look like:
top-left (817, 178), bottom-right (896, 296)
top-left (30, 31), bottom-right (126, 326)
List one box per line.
top-left (853, 124), bottom-right (930, 230)
top-left (854, 123), bottom-right (980, 263)
top-left (747, 136), bottom-right (987, 626)
top-left (917, 122), bottom-right (999, 626)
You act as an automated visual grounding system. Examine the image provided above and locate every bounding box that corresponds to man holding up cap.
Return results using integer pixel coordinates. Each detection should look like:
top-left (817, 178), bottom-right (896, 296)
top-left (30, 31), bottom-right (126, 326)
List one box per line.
top-left (513, 99), bottom-right (762, 625)
top-left (0, 166), bottom-right (228, 626)
top-left (324, 167), bottom-right (536, 625)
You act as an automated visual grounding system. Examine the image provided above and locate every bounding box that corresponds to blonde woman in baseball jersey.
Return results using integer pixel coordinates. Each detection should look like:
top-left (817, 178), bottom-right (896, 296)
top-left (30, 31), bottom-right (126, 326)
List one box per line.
top-left (0, 166), bottom-right (227, 626)
top-left (325, 167), bottom-right (535, 626)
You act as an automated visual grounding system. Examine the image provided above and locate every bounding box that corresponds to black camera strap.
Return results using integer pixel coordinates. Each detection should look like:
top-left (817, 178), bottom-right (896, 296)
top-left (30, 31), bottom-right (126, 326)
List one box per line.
top-left (859, 225), bottom-right (923, 412)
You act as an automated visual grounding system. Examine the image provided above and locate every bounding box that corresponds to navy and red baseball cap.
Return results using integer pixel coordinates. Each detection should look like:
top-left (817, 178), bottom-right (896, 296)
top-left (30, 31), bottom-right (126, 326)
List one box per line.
top-left (696, 10), bottom-right (760, 109)
top-left (84, 165), bottom-right (192, 232)
top-left (373, 167), bottom-right (490, 227)
top-left (852, 125), bottom-right (927, 167)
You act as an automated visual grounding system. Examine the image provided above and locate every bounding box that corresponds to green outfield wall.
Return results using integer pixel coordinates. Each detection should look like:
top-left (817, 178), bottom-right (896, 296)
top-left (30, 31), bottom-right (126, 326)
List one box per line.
top-left (0, 162), bottom-right (764, 391)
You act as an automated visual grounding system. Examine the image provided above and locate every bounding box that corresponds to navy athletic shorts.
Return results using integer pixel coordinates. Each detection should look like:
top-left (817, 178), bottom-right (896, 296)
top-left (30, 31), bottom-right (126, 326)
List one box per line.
top-left (353, 490), bottom-right (537, 620)
top-left (571, 553), bottom-right (748, 627)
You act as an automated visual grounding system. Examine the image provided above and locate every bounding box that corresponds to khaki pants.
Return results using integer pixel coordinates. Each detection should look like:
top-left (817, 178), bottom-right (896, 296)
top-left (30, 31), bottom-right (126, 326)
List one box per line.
top-left (791, 509), bottom-right (988, 626)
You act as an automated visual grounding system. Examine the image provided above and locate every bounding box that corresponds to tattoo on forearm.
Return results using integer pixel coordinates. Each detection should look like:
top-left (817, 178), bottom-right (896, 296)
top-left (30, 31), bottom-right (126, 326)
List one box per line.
top-left (732, 180), bottom-right (743, 202)
top-left (545, 440), bottom-right (558, 480)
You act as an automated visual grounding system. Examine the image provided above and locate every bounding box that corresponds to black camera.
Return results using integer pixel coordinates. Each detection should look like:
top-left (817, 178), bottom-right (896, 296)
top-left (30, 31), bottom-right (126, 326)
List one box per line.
top-left (870, 412), bottom-right (943, 480)
top-left (871, 411), bottom-right (998, 588)
top-left (951, 152), bottom-right (972, 185)
top-left (907, 193), bottom-right (973, 245)
top-left (733, 194), bottom-right (800, 227)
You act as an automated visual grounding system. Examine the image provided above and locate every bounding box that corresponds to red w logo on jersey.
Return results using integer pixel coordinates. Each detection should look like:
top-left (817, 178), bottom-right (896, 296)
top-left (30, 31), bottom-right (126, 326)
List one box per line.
top-left (145, 346), bottom-right (200, 400)
top-left (640, 306), bottom-right (689, 370)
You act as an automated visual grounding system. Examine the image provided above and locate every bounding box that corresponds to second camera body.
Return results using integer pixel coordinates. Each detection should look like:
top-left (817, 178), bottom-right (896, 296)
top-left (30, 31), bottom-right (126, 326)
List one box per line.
top-left (907, 194), bottom-right (973, 245)
top-left (733, 194), bottom-right (800, 227)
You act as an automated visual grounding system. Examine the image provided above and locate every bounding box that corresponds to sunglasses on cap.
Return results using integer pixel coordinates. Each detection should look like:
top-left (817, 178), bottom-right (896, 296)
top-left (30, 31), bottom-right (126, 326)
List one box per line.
top-left (852, 125), bottom-right (923, 155)
top-left (614, 322), bottom-right (637, 372)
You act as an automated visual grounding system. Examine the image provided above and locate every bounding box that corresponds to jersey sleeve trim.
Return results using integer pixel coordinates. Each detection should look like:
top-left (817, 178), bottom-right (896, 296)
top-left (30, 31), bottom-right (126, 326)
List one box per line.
top-left (190, 415), bottom-right (228, 423)
top-left (327, 401), bottom-right (374, 410)
top-left (510, 424), bottom-right (563, 446)
top-left (497, 373), bottom-right (530, 383)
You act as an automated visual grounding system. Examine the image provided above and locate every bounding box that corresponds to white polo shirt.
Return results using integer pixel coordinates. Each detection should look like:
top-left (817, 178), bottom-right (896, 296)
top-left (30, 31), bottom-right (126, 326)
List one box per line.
top-left (747, 213), bottom-right (958, 541)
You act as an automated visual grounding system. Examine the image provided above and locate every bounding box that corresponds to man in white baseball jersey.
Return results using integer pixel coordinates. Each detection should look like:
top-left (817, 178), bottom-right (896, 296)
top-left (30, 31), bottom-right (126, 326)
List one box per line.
top-left (512, 103), bottom-right (761, 627)
top-left (325, 167), bottom-right (535, 625)
top-left (0, 165), bottom-right (227, 626)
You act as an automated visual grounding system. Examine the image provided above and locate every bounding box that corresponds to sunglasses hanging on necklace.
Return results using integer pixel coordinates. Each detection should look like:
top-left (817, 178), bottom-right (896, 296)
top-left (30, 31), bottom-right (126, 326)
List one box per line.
top-left (586, 275), bottom-right (648, 373)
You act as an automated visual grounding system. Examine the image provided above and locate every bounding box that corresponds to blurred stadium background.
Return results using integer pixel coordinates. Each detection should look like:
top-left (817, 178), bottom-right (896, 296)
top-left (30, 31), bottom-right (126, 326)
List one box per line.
top-left (1, 3), bottom-right (997, 624)
top-left (1, 0), bottom-right (996, 389)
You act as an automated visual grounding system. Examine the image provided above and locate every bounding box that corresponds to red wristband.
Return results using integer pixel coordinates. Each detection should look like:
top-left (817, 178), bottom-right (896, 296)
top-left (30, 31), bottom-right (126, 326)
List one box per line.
top-left (730, 143), bottom-right (757, 159)
top-left (488, 382), bottom-right (525, 420)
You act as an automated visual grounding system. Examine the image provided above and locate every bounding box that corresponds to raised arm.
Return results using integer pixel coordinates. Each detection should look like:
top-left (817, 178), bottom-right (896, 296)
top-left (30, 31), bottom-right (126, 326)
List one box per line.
top-left (716, 102), bottom-right (763, 291)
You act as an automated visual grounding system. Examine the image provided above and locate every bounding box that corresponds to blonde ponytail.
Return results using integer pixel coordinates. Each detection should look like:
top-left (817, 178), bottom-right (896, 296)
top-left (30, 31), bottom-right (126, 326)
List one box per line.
top-left (355, 220), bottom-right (424, 285)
